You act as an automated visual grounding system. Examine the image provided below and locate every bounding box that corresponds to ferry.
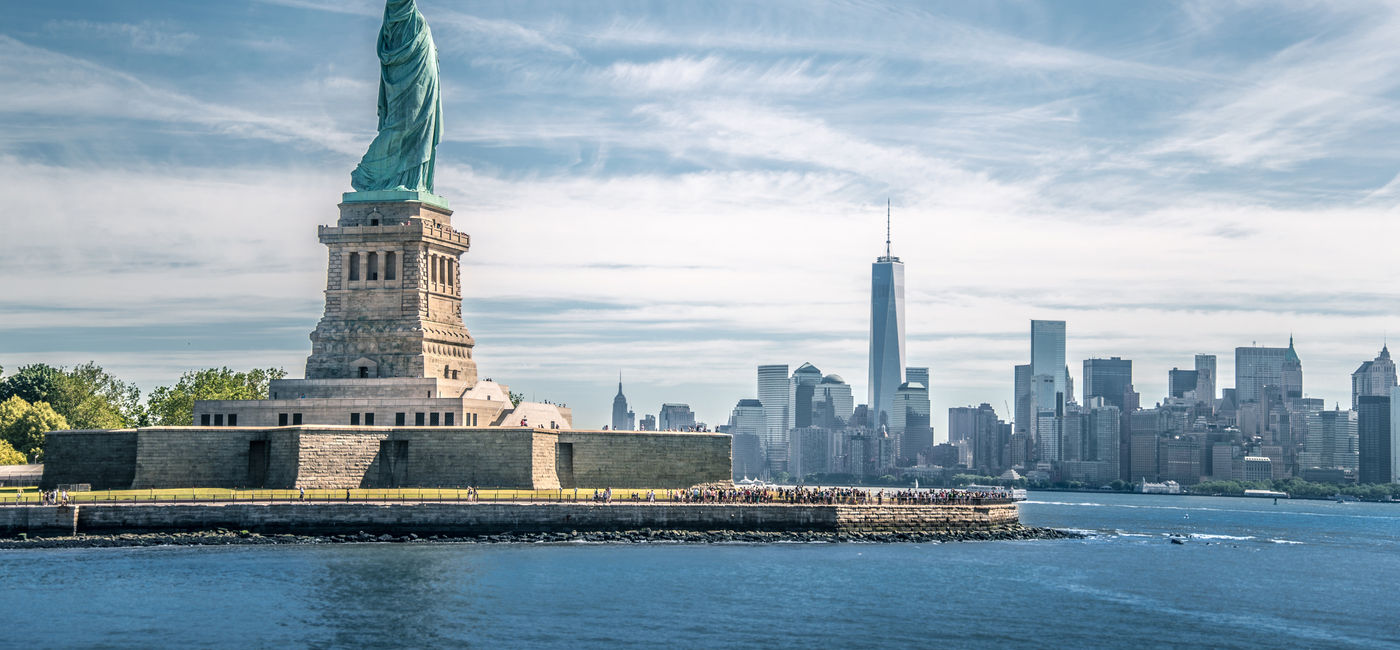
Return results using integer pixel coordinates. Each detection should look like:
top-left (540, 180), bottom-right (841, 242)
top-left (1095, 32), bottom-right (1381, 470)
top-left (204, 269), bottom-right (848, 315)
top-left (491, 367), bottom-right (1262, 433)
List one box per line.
top-left (965, 484), bottom-right (1028, 501)
top-left (1333, 494), bottom-right (1359, 503)
top-left (1137, 480), bottom-right (1182, 494)
top-left (1243, 489), bottom-right (1290, 499)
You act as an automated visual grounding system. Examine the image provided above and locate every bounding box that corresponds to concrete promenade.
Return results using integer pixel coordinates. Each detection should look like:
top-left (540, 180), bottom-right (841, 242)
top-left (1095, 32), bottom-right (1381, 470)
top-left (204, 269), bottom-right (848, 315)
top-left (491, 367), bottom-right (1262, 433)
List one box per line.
top-left (0, 501), bottom-right (1020, 537)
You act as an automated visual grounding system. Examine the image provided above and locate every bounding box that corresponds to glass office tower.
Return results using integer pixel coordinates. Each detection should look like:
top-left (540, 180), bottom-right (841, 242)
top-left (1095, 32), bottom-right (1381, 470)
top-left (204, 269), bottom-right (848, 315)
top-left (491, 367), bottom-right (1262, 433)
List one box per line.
top-left (1083, 357), bottom-right (1133, 411)
top-left (1030, 320), bottom-right (1067, 406)
top-left (868, 251), bottom-right (906, 430)
top-left (757, 364), bottom-right (790, 471)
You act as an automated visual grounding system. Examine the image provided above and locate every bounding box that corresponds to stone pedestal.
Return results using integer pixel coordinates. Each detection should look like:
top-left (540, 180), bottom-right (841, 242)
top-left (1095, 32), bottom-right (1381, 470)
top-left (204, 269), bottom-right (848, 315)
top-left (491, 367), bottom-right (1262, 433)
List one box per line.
top-left (305, 197), bottom-right (477, 384)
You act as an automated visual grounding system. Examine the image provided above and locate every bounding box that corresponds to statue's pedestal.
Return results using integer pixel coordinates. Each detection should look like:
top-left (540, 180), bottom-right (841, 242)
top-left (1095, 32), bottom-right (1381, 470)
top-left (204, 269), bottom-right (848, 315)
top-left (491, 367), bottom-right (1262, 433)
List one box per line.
top-left (313, 191), bottom-right (474, 385)
top-left (337, 192), bottom-right (454, 228)
top-left (342, 190), bottom-right (449, 210)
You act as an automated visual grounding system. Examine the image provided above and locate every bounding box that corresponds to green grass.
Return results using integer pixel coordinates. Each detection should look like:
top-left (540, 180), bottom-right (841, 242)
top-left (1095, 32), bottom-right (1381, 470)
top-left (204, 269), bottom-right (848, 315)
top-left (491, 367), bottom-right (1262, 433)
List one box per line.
top-left (2, 487), bottom-right (675, 504)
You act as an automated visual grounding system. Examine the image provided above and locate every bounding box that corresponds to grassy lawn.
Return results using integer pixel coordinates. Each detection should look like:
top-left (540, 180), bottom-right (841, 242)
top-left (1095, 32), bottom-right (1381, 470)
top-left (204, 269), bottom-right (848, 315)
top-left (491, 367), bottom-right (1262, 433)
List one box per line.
top-left (1, 487), bottom-right (674, 504)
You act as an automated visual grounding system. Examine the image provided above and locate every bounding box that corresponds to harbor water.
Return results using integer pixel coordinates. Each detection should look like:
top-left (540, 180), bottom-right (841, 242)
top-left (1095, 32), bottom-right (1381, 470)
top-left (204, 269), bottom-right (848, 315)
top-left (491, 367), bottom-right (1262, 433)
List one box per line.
top-left (1, 492), bottom-right (1396, 648)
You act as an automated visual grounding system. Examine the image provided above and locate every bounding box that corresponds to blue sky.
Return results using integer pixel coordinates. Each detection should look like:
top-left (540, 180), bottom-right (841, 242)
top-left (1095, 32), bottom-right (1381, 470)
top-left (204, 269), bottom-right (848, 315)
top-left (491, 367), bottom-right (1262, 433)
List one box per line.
top-left (2, 0), bottom-right (1399, 432)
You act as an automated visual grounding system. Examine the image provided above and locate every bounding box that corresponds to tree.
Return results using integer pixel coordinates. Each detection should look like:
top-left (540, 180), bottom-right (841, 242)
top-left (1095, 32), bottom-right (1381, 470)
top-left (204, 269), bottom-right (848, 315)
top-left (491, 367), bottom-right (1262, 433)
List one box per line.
top-left (144, 367), bottom-right (286, 426)
top-left (0, 439), bottom-right (26, 465)
top-left (58, 362), bottom-right (142, 429)
top-left (0, 364), bottom-right (64, 406)
top-left (0, 362), bottom-right (141, 430)
top-left (509, 391), bottom-right (524, 407)
top-left (0, 396), bottom-right (68, 462)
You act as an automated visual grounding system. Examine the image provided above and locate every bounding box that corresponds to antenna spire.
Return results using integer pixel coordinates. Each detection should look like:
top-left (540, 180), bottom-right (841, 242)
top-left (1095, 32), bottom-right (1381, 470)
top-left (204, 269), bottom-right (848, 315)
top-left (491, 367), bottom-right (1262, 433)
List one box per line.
top-left (885, 198), bottom-right (891, 257)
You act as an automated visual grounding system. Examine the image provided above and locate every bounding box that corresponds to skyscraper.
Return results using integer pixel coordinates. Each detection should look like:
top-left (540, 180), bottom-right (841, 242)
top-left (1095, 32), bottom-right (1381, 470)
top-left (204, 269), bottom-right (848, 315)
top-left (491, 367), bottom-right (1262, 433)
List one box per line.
top-left (1088, 404), bottom-right (1121, 473)
top-left (610, 374), bottom-right (634, 431)
top-left (1168, 368), bottom-right (1198, 399)
top-left (947, 406), bottom-right (980, 444)
top-left (1300, 408), bottom-right (1357, 473)
top-left (868, 203), bottom-right (906, 430)
top-left (1357, 394), bottom-right (1391, 484)
top-left (813, 374), bottom-right (854, 428)
top-left (790, 362), bottom-right (823, 429)
top-left (891, 381), bottom-right (931, 463)
top-left (729, 399), bottom-right (766, 437)
top-left (905, 367), bottom-right (929, 388)
top-left (728, 398), bottom-right (767, 480)
top-left (658, 403), bottom-right (696, 431)
top-left (1351, 345), bottom-right (1396, 410)
top-left (1391, 386), bottom-right (1400, 484)
top-left (1031, 372), bottom-right (1059, 461)
top-left (1235, 339), bottom-right (1303, 405)
top-left (757, 364), bottom-right (790, 471)
top-left (1030, 320), bottom-right (1067, 405)
top-left (1083, 357), bottom-right (1133, 411)
top-left (1194, 354), bottom-right (1217, 403)
top-left (963, 404), bottom-right (1006, 474)
top-left (1014, 364), bottom-right (1032, 436)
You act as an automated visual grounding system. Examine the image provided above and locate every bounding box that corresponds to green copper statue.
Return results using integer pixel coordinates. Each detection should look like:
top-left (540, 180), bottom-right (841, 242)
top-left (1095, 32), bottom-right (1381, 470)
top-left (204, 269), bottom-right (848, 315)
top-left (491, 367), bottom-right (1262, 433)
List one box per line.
top-left (351, 0), bottom-right (442, 194)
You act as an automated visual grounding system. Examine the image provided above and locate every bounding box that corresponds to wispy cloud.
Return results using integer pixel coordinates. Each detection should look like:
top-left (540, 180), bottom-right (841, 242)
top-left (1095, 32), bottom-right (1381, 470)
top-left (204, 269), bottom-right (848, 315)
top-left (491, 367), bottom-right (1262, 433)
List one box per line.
top-left (45, 19), bottom-right (197, 54)
top-left (1148, 3), bottom-right (1400, 168)
top-left (0, 36), bottom-right (364, 156)
top-left (432, 10), bottom-right (580, 59)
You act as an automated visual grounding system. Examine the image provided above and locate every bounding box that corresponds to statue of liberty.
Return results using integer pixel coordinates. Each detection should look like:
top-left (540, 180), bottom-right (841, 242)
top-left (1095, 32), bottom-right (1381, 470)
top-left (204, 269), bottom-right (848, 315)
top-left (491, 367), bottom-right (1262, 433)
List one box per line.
top-left (351, 0), bottom-right (441, 194)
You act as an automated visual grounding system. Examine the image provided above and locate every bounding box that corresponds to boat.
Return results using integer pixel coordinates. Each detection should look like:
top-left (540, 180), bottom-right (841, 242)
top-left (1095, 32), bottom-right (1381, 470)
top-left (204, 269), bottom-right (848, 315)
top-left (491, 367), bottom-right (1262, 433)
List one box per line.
top-left (1243, 489), bottom-right (1289, 499)
top-left (1333, 494), bottom-right (1359, 503)
top-left (1137, 480), bottom-right (1182, 494)
top-left (965, 485), bottom-right (1027, 501)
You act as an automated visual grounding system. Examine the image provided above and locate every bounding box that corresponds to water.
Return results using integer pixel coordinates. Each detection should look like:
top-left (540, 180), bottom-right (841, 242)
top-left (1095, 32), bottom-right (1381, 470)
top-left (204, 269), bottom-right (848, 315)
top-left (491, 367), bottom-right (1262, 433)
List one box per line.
top-left (2, 492), bottom-right (1397, 648)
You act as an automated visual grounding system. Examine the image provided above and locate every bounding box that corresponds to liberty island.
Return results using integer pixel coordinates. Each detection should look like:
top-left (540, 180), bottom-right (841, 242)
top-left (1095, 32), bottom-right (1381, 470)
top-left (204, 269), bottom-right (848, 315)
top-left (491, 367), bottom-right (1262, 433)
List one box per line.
top-left (11, 0), bottom-right (1052, 544)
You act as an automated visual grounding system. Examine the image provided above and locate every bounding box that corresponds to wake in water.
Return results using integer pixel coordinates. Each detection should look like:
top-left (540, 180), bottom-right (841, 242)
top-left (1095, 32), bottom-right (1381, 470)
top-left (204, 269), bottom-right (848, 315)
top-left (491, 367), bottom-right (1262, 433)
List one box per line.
top-left (1066, 528), bottom-right (1307, 546)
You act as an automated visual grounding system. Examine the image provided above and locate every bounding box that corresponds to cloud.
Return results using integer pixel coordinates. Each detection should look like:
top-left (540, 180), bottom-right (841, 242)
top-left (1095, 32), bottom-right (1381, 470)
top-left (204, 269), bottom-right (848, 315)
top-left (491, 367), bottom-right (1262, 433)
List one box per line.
top-left (0, 36), bottom-right (365, 157)
top-left (1147, 4), bottom-right (1400, 168)
top-left (432, 10), bottom-right (580, 59)
top-left (253, 0), bottom-right (379, 17)
top-left (582, 4), bottom-right (1210, 84)
top-left (602, 56), bottom-right (872, 96)
top-left (45, 19), bottom-right (198, 54)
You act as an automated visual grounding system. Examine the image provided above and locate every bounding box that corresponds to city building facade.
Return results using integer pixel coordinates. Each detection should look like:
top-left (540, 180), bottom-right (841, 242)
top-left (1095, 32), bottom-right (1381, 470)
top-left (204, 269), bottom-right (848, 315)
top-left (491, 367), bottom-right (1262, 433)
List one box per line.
top-left (1352, 345), bottom-right (1396, 410)
top-left (1357, 394), bottom-right (1390, 484)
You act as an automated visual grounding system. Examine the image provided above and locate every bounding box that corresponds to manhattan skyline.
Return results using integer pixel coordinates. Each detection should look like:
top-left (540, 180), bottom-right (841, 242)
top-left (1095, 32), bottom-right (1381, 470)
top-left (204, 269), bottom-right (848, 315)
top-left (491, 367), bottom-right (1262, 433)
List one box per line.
top-left (3, 1), bottom-right (1400, 429)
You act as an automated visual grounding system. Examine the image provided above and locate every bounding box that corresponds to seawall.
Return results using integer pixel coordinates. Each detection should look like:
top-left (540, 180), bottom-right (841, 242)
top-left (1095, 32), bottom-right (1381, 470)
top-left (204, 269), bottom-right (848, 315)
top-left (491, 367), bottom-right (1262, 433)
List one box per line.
top-left (0, 502), bottom-right (1018, 537)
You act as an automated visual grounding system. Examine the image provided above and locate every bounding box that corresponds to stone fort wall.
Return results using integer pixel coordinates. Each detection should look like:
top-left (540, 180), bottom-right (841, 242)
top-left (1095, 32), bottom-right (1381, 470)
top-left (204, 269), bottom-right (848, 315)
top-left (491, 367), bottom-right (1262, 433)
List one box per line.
top-left (557, 431), bottom-right (732, 489)
top-left (40, 427), bottom-right (731, 491)
top-left (1, 502), bottom-right (1020, 537)
top-left (40, 430), bottom-right (138, 490)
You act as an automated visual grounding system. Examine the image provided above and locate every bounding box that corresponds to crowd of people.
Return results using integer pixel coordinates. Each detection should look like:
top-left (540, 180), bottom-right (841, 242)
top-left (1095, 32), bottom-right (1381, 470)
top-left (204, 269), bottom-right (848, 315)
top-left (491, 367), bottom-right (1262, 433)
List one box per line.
top-left (6, 486), bottom-right (1008, 506)
top-left (654, 486), bottom-right (1011, 505)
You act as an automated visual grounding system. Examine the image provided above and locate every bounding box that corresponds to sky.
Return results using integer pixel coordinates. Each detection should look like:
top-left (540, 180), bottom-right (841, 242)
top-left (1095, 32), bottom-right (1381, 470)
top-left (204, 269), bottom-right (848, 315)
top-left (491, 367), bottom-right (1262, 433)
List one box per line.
top-left (2, 0), bottom-right (1400, 434)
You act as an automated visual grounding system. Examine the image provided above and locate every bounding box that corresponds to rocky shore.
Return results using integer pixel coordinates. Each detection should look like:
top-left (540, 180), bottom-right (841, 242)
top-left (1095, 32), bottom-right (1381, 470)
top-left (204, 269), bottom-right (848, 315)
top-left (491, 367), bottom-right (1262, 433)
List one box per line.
top-left (0, 525), bottom-right (1081, 549)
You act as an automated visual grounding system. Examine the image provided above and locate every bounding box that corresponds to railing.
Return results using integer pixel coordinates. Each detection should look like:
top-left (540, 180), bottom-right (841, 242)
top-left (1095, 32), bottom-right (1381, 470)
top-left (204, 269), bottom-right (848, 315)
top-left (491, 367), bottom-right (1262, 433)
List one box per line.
top-left (0, 488), bottom-right (1014, 507)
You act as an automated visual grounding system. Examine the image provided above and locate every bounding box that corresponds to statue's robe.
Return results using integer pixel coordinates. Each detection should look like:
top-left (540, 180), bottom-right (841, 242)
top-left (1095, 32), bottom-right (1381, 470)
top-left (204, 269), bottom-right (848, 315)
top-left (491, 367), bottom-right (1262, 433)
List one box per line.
top-left (351, 0), bottom-right (442, 193)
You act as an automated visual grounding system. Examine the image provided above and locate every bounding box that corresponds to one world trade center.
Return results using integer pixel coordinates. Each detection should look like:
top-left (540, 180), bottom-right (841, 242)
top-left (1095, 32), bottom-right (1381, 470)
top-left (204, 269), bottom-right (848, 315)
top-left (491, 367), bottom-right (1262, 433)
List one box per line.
top-left (868, 201), bottom-right (906, 430)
